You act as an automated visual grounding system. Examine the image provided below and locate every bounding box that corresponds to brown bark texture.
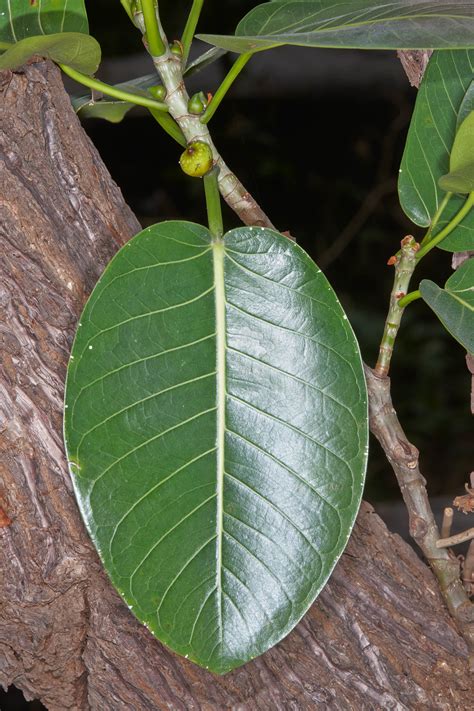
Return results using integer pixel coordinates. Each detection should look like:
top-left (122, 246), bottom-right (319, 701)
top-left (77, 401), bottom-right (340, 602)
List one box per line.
top-left (0, 60), bottom-right (472, 710)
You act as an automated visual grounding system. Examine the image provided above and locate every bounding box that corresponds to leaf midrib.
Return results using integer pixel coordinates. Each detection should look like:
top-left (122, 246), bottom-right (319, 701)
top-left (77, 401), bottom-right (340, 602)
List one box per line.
top-left (212, 239), bottom-right (226, 643)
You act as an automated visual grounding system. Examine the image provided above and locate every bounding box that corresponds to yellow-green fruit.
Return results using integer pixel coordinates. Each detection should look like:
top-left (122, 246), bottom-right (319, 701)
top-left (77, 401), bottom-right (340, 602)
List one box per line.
top-left (179, 141), bottom-right (213, 178)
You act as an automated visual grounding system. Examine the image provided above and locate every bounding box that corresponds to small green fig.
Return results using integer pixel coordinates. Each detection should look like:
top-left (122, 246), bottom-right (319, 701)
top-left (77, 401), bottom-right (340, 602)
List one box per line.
top-left (179, 141), bottom-right (213, 178)
top-left (148, 84), bottom-right (167, 101)
top-left (188, 91), bottom-right (208, 115)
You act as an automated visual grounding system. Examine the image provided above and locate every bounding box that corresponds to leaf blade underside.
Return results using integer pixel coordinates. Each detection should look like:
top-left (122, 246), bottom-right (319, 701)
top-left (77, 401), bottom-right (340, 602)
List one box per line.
top-left (420, 257), bottom-right (474, 352)
top-left (64, 222), bottom-right (368, 674)
top-left (199, 1), bottom-right (474, 54)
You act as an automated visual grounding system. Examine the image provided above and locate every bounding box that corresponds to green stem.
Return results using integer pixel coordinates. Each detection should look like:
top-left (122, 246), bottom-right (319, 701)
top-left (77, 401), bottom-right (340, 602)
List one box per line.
top-left (416, 191), bottom-right (474, 261)
top-left (149, 108), bottom-right (186, 146)
top-left (398, 289), bottom-right (421, 308)
top-left (419, 192), bottom-right (452, 248)
top-left (375, 236), bottom-right (418, 377)
top-left (60, 64), bottom-right (169, 112)
top-left (200, 52), bottom-right (253, 124)
top-left (204, 168), bottom-right (224, 239)
top-left (0, 40), bottom-right (11, 50)
top-left (181, 0), bottom-right (205, 66)
top-left (141, 0), bottom-right (166, 56)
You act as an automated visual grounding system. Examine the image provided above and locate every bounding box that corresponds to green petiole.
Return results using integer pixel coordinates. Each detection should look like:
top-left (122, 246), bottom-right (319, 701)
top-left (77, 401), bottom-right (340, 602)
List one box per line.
top-left (204, 168), bottom-right (224, 239)
top-left (141, 0), bottom-right (166, 57)
top-left (200, 52), bottom-right (253, 124)
top-left (181, 0), bottom-right (205, 66)
top-left (397, 290), bottom-right (422, 308)
top-left (416, 191), bottom-right (474, 261)
top-left (60, 64), bottom-right (169, 112)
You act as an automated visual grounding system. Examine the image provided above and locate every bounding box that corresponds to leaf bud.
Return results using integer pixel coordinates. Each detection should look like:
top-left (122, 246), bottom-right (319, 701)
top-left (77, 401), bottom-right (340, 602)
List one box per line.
top-left (179, 141), bottom-right (213, 178)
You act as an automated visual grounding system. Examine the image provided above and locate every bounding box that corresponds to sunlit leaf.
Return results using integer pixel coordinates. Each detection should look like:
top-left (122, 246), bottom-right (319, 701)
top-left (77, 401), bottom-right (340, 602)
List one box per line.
top-left (0, 32), bottom-right (100, 74)
top-left (0, 0), bottom-right (97, 73)
top-left (64, 222), bottom-right (368, 674)
top-left (199, 1), bottom-right (474, 53)
top-left (420, 258), bottom-right (474, 352)
top-left (0, 0), bottom-right (88, 41)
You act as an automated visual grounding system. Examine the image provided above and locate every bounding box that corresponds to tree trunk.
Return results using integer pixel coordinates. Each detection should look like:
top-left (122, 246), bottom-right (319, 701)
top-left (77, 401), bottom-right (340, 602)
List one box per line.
top-left (0, 60), bottom-right (470, 711)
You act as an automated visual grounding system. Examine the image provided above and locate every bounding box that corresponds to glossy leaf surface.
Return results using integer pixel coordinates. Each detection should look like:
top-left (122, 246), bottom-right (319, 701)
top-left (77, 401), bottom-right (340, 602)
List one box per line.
top-left (399, 50), bottom-right (474, 252)
top-left (64, 222), bottom-right (368, 674)
top-left (199, 1), bottom-right (474, 54)
top-left (439, 111), bottom-right (474, 193)
top-left (0, 0), bottom-right (88, 40)
top-left (0, 32), bottom-right (100, 74)
top-left (420, 258), bottom-right (474, 352)
top-left (0, 0), bottom-right (97, 73)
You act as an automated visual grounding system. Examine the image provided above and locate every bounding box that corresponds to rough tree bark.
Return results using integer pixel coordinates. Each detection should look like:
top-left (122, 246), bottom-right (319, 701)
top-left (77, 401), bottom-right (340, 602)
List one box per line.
top-left (0, 60), bottom-right (471, 710)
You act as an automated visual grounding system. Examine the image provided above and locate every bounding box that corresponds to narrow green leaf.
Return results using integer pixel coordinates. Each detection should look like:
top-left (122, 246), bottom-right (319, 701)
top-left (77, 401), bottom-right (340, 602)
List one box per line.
top-left (399, 50), bottom-right (474, 252)
top-left (439, 165), bottom-right (474, 194)
top-left (0, 32), bottom-right (100, 74)
top-left (64, 222), bottom-right (368, 674)
top-left (199, 1), bottom-right (474, 53)
top-left (439, 111), bottom-right (474, 193)
top-left (73, 74), bottom-right (158, 123)
top-left (0, 0), bottom-right (89, 42)
top-left (184, 47), bottom-right (228, 77)
top-left (457, 80), bottom-right (474, 129)
top-left (420, 258), bottom-right (474, 352)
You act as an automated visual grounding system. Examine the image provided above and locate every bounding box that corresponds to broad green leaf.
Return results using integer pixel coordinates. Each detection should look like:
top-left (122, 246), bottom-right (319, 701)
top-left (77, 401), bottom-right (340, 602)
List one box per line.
top-left (0, 0), bottom-right (89, 41)
top-left (399, 50), bottom-right (474, 252)
top-left (64, 222), bottom-right (368, 674)
top-left (0, 32), bottom-right (100, 74)
top-left (199, 1), bottom-right (474, 54)
top-left (73, 74), bottom-right (158, 123)
top-left (439, 111), bottom-right (474, 193)
top-left (420, 258), bottom-right (474, 352)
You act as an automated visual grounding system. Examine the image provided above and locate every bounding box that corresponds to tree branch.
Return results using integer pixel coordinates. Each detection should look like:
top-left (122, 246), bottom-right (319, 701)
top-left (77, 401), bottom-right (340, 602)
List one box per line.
top-left (132, 10), bottom-right (275, 230)
top-left (365, 364), bottom-right (474, 660)
top-left (2, 59), bottom-right (472, 708)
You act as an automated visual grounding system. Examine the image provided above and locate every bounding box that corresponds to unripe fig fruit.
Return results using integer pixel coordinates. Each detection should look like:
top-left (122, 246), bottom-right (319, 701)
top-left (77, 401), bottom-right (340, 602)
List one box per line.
top-left (188, 91), bottom-right (207, 115)
top-left (179, 141), bottom-right (213, 177)
top-left (148, 84), bottom-right (167, 101)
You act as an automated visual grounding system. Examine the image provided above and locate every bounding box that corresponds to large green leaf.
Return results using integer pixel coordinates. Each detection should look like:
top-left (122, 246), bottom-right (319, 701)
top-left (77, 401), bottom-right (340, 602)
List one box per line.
top-left (0, 32), bottom-right (100, 74)
top-left (0, 0), bottom-right (98, 73)
top-left (64, 222), bottom-right (368, 674)
top-left (399, 50), bottom-right (474, 252)
top-left (439, 111), bottom-right (474, 193)
top-left (420, 258), bottom-right (474, 352)
top-left (0, 0), bottom-right (88, 40)
top-left (199, 1), bottom-right (474, 54)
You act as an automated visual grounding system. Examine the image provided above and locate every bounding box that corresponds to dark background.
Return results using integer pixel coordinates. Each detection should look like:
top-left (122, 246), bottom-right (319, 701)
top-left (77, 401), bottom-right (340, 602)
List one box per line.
top-left (2, 1), bottom-right (472, 708)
